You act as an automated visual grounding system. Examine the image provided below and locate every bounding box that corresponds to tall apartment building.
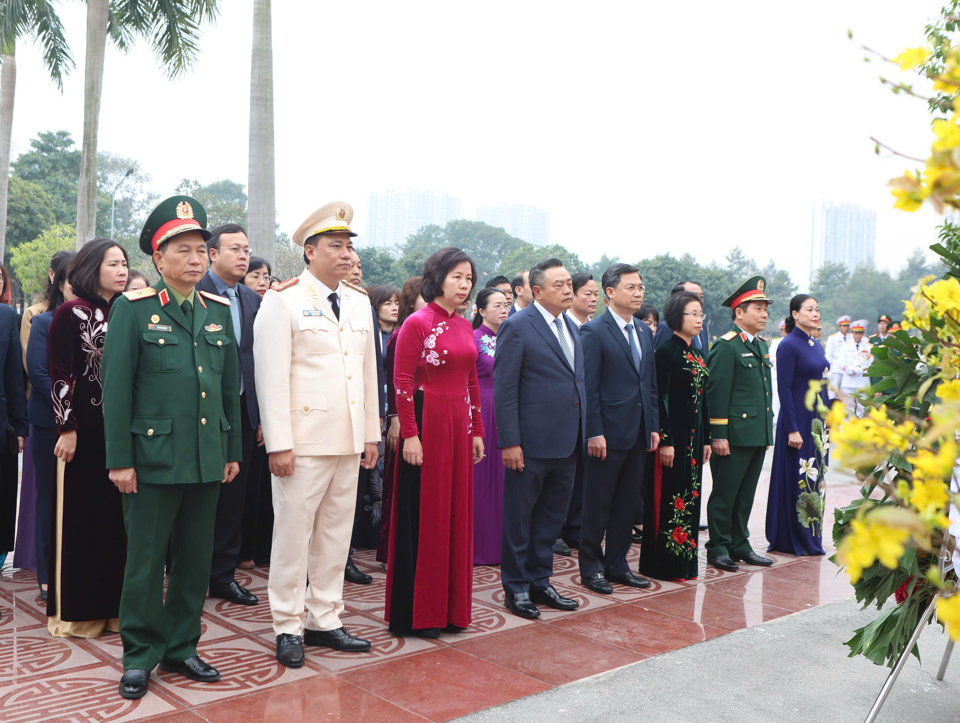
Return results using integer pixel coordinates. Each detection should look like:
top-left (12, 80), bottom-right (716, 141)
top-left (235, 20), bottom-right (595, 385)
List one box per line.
top-left (477, 203), bottom-right (550, 246)
top-left (810, 201), bottom-right (876, 276)
top-left (365, 189), bottom-right (464, 249)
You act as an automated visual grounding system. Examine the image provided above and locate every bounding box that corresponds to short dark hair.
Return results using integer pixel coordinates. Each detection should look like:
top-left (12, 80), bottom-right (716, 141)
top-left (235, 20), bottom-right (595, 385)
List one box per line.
top-left (601, 263), bottom-right (640, 299)
top-left (528, 258), bottom-right (564, 294)
top-left (472, 287), bottom-right (507, 329)
top-left (397, 276), bottom-right (424, 325)
top-left (247, 256), bottom-right (271, 277)
top-left (420, 247), bottom-right (477, 304)
top-left (67, 238), bottom-right (128, 304)
top-left (571, 272), bottom-right (594, 295)
top-left (635, 303), bottom-right (659, 324)
top-left (731, 299), bottom-right (768, 321)
top-left (671, 280), bottom-right (701, 295)
top-left (511, 270), bottom-right (529, 294)
top-left (368, 284), bottom-right (399, 316)
top-left (44, 250), bottom-right (76, 313)
top-left (663, 291), bottom-right (701, 333)
top-left (207, 223), bottom-right (247, 253)
top-left (486, 275), bottom-right (510, 289)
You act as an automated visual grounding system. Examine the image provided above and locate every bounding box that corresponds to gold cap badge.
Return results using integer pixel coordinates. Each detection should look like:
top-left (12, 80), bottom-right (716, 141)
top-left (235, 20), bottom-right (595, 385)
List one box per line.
top-left (176, 201), bottom-right (194, 220)
top-left (757, 279), bottom-right (765, 292)
top-left (337, 207), bottom-right (346, 220)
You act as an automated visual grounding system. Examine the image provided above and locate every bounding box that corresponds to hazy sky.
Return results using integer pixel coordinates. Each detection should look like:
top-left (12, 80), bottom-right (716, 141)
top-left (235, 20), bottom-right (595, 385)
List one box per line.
top-left (8, 1), bottom-right (951, 287)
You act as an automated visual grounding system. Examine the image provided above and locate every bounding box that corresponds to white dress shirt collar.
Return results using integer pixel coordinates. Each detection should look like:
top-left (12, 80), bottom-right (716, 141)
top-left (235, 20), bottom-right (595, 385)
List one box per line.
top-left (305, 270), bottom-right (341, 302)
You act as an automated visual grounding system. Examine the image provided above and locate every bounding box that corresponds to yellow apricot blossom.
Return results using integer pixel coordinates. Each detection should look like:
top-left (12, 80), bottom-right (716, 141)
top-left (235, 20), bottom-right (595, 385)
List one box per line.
top-left (837, 517), bottom-right (911, 583)
top-left (936, 592), bottom-right (960, 641)
top-left (893, 46), bottom-right (930, 70)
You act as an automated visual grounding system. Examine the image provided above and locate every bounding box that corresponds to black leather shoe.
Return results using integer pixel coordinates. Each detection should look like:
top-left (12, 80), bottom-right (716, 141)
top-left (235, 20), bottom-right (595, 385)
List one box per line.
top-left (276, 633), bottom-right (304, 667)
top-left (707, 554), bottom-right (739, 572)
top-left (699, 524), bottom-right (708, 531)
top-left (504, 592), bottom-right (541, 619)
top-left (118, 669), bottom-right (149, 699)
top-left (210, 580), bottom-right (259, 606)
top-left (632, 526), bottom-right (643, 543)
top-left (530, 585), bottom-right (579, 610)
top-left (414, 627), bottom-right (442, 638)
top-left (608, 571), bottom-right (652, 589)
top-left (304, 627), bottom-right (372, 652)
top-left (159, 656), bottom-right (220, 682)
top-left (733, 551), bottom-right (774, 566)
top-left (345, 561), bottom-right (373, 585)
top-left (554, 538), bottom-right (572, 556)
top-left (582, 572), bottom-right (613, 595)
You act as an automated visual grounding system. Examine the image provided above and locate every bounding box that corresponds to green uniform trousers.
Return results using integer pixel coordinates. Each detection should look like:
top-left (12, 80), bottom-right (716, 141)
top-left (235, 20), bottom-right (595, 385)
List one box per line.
top-left (705, 445), bottom-right (766, 558)
top-left (119, 481), bottom-right (220, 671)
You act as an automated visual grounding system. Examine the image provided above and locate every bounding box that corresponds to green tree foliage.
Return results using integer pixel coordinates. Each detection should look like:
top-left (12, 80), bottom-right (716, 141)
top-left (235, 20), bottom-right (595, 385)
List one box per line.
top-left (5, 176), bottom-right (55, 257)
top-left (176, 178), bottom-right (247, 230)
top-left (10, 222), bottom-right (74, 301)
top-left (11, 130), bottom-right (79, 224)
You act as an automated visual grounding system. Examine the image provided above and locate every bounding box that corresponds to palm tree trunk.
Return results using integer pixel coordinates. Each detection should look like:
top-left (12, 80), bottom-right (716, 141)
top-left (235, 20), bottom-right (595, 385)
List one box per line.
top-left (0, 43), bottom-right (17, 262)
top-left (76, 0), bottom-right (109, 247)
top-left (248, 0), bottom-right (276, 267)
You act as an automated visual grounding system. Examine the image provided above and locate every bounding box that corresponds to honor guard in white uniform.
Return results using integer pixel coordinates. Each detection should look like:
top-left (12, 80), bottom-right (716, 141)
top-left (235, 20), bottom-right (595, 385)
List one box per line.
top-left (838, 319), bottom-right (872, 417)
top-left (253, 202), bottom-right (381, 668)
top-left (824, 314), bottom-right (851, 399)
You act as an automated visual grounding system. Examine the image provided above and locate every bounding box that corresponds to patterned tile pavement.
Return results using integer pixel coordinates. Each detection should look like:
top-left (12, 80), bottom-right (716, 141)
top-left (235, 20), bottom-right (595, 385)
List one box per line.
top-left (0, 467), bottom-right (863, 722)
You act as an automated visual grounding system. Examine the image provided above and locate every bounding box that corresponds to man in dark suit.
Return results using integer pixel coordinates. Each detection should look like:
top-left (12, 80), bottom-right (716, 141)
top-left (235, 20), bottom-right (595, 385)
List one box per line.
top-left (578, 264), bottom-right (660, 593)
top-left (198, 223), bottom-right (262, 606)
top-left (654, 280), bottom-right (709, 359)
top-left (508, 270), bottom-right (533, 316)
top-left (494, 258), bottom-right (586, 619)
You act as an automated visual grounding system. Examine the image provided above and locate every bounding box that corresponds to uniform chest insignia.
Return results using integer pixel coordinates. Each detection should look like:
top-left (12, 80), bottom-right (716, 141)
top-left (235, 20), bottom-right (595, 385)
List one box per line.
top-left (741, 352), bottom-right (753, 357)
top-left (199, 290), bottom-right (230, 306)
top-left (809, 339), bottom-right (815, 347)
top-left (150, 314), bottom-right (160, 323)
top-left (123, 287), bottom-right (157, 301)
top-left (204, 323), bottom-right (223, 332)
top-left (303, 309), bottom-right (323, 317)
top-left (148, 324), bottom-right (172, 332)
top-left (764, 353), bottom-right (770, 359)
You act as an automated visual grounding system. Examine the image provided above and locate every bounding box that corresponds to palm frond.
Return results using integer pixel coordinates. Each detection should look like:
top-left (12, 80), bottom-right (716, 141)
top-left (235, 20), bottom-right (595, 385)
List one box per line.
top-left (30, 0), bottom-right (74, 90)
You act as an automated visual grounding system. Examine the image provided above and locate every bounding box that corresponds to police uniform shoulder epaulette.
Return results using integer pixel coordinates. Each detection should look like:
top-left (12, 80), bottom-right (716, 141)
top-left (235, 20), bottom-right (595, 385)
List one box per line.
top-left (274, 277), bottom-right (299, 292)
top-left (123, 287), bottom-right (157, 301)
top-left (719, 330), bottom-right (737, 341)
top-left (198, 290), bottom-right (231, 306)
top-left (342, 281), bottom-right (368, 296)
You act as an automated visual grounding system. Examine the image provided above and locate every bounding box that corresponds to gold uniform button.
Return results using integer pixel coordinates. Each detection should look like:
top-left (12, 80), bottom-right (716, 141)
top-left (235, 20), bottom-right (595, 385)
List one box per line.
top-left (340, 326), bottom-right (344, 331)
top-left (217, 340), bottom-right (223, 346)
top-left (344, 351), bottom-right (348, 356)
top-left (351, 400), bottom-right (355, 405)
top-left (767, 407), bottom-right (770, 411)
top-left (194, 342), bottom-right (198, 347)
top-left (201, 391), bottom-right (206, 399)
top-left (201, 418), bottom-right (207, 425)
top-left (303, 406), bottom-right (309, 412)
top-left (158, 338), bottom-right (165, 345)
top-left (198, 366), bottom-right (203, 373)
top-left (742, 413), bottom-right (748, 418)
top-left (347, 375), bottom-right (352, 380)
top-left (748, 363), bottom-right (753, 367)
top-left (147, 428), bottom-right (154, 436)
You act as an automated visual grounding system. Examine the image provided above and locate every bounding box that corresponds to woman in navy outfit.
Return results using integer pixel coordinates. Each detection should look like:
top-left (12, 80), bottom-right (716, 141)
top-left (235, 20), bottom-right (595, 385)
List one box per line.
top-left (765, 294), bottom-right (830, 556)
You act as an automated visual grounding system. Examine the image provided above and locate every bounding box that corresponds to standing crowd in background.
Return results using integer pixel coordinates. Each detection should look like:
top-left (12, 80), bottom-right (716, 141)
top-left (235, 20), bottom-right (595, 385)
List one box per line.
top-left (0, 196), bottom-right (893, 701)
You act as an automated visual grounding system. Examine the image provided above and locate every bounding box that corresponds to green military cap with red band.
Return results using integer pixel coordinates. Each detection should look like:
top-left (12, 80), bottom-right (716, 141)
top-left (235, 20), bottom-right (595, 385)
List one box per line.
top-left (139, 195), bottom-right (211, 255)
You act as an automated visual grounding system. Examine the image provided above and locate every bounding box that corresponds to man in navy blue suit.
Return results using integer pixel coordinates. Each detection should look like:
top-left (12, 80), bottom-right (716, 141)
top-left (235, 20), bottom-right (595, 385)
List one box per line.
top-left (197, 223), bottom-right (262, 607)
top-left (578, 264), bottom-right (660, 593)
top-left (494, 259), bottom-right (586, 619)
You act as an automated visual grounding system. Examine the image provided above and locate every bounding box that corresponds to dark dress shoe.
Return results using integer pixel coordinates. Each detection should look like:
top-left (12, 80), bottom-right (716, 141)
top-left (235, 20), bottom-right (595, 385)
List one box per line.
top-left (39, 588), bottom-right (48, 602)
top-left (554, 538), bottom-right (572, 556)
top-left (608, 571), bottom-right (652, 589)
top-left (344, 561), bottom-right (373, 585)
top-left (530, 585), bottom-right (580, 610)
top-left (582, 572), bottom-right (613, 595)
top-left (733, 551), bottom-right (774, 566)
top-left (414, 627), bottom-right (442, 639)
top-left (119, 669), bottom-right (149, 699)
top-left (159, 656), bottom-right (221, 682)
top-left (210, 580), bottom-right (259, 606)
top-left (632, 526), bottom-right (643, 543)
top-left (304, 627), bottom-right (372, 652)
top-left (504, 592), bottom-right (541, 619)
top-left (276, 633), bottom-right (305, 667)
top-left (699, 523), bottom-right (708, 531)
top-left (707, 554), bottom-right (740, 572)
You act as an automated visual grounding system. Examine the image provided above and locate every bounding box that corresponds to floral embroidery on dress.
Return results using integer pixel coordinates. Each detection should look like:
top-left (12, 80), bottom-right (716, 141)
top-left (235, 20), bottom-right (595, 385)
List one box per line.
top-left (72, 305), bottom-right (108, 407)
top-left (479, 334), bottom-right (496, 357)
top-left (797, 417), bottom-right (828, 534)
top-left (422, 321), bottom-right (449, 367)
top-left (53, 379), bottom-right (72, 427)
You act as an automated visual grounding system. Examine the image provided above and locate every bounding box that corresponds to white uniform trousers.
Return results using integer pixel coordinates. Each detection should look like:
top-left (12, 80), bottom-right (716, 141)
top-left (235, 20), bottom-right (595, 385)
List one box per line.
top-left (268, 453), bottom-right (361, 635)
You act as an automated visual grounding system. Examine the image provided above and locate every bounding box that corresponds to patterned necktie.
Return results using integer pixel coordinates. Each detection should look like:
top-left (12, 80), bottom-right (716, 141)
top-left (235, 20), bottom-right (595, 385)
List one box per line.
top-left (627, 322), bottom-right (640, 372)
top-left (554, 317), bottom-right (575, 370)
top-left (225, 286), bottom-right (242, 347)
top-left (328, 292), bottom-right (340, 321)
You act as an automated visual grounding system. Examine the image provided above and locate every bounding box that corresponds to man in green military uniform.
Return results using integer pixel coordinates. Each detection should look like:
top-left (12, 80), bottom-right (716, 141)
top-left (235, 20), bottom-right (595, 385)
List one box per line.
top-left (102, 196), bottom-right (241, 700)
top-left (869, 314), bottom-right (892, 347)
top-left (705, 275), bottom-right (774, 572)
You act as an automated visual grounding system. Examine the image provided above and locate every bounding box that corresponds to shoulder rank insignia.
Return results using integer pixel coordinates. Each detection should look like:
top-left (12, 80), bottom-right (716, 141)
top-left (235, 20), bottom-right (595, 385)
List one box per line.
top-left (198, 290), bottom-right (230, 306)
top-left (720, 330), bottom-right (737, 341)
top-left (274, 277), bottom-right (299, 292)
top-left (123, 287), bottom-right (157, 301)
top-left (342, 280), bottom-right (368, 296)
